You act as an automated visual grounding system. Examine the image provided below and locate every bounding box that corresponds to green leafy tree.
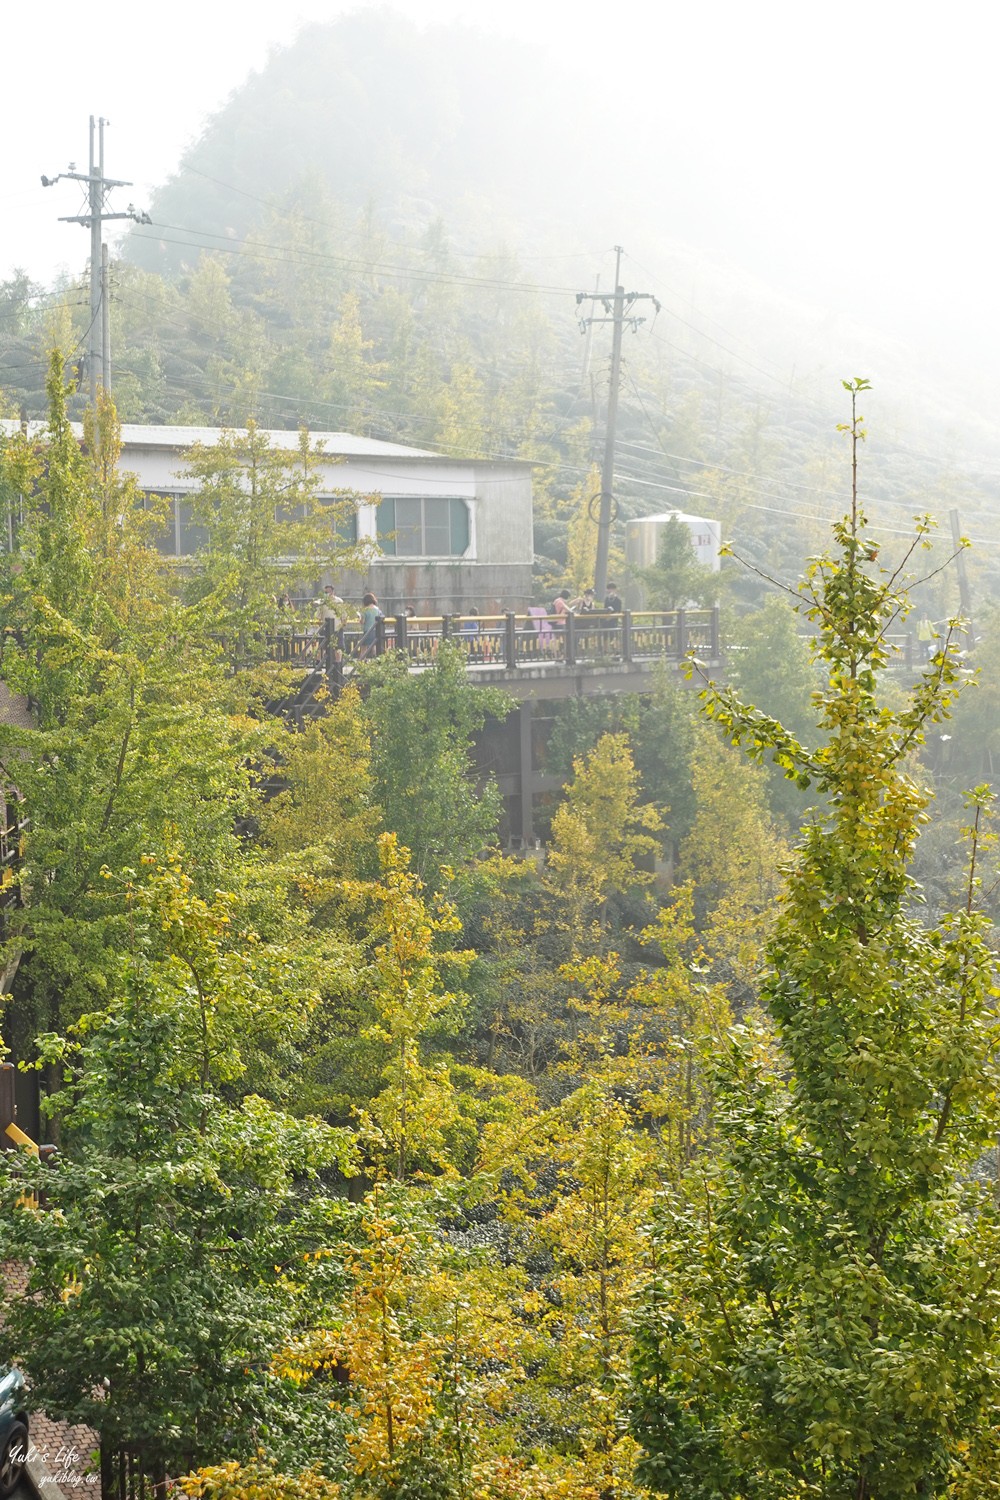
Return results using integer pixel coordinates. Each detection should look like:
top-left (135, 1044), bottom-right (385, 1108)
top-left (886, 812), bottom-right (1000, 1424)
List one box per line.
top-left (639, 516), bottom-right (720, 611)
top-left (178, 1462), bottom-right (343, 1500)
top-left (565, 465), bottom-right (601, 594)
top-left (0, 366), bottom-right (266, 1038)
top-left (171, 256), bottom-right (270, 426)
top-left (361, 644), bottom-right (511, 891)
top-left (678, 721), bottom-right (788, 1003)
top-left (487, 1066), bottom-right (659, 1499)
top-left (632, 668), bottom-right (698, 858)
top-left (457, 852), bottom-right (565, 1080)
top-left (124, 848), bottom-right (327, 1102)
top-left (632, 383), bottom-right (1000, 1499)
top-left (258, 683), bottom-right (383, 880)
top-left (345, 832), bottom-right (471, 1182)
top-left (320, 291), bottom-right (388, 433)
top-left (546, 695), bottom-right (641, 783)
top-left (0, 996), bottom-right (353, 1486)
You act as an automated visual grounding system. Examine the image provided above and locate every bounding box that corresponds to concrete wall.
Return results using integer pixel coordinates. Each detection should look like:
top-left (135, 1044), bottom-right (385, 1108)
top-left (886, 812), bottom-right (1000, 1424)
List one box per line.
top-left (337, 560), bottom-right (533, 615)
top-left (468, 464), bottom-right (534, 569)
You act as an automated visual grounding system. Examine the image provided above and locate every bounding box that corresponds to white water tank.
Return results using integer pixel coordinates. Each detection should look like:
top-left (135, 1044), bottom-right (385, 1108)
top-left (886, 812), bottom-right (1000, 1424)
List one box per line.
top-left (626, 510), bottom-right (722, 572)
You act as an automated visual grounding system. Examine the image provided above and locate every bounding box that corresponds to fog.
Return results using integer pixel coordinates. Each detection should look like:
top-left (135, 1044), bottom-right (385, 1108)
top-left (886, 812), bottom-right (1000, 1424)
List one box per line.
top-left (5, 0), bottom-right (1000, 442)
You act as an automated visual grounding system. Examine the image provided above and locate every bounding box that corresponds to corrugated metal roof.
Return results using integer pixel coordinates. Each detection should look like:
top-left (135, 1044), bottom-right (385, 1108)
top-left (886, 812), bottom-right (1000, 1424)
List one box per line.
top-left (0, 419), bottom-right (441, 460)
top-left (0, 420), bottom-right (531, 465)
top-left (120, 424), bottom-right (443, 458)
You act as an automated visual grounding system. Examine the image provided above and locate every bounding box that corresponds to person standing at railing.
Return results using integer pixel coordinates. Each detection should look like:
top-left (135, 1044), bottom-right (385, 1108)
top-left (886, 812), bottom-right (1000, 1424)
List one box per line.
top-left (527, 604), bottom-right (555, 655)
top-left (359, 592), bottom-right (384, 659)
top-left (549, 590), bottom-right (571, 653)
top-left (917, 616), bottom-right (936, 661)
top-left (569, 588), bottom-right (595, 613)
top-left (321, 583), bottom-right (344, 629)
top-left (601, 581), bottom-right (623, 656)
top-left (320, 583), bottom-right (346, 678)
top-left (460, 606), bottom-right (482, 662)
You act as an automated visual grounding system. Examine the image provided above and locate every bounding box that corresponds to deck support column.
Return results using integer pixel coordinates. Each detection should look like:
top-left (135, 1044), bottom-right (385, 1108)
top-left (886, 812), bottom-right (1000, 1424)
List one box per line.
top-left (519, 699), bottom-right (535, 847)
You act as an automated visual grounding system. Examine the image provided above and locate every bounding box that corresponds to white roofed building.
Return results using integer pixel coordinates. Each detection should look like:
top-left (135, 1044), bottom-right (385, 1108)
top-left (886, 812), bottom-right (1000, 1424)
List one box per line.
top-left (0, 422), bottom-right (535, 615)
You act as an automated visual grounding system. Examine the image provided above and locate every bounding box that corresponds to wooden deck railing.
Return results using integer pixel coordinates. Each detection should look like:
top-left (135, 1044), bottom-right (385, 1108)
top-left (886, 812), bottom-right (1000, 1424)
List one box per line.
top-left (266, 607), bottom-right (723, 677)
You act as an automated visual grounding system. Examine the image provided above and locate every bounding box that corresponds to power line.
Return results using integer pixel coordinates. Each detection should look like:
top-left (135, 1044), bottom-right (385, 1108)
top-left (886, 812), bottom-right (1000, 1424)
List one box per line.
top-left (132, 222), bottom-right (581, 299)
top-left (623, 247), bottom-right (791, 381)
top-left (181, 165), bottom-right (607, 267)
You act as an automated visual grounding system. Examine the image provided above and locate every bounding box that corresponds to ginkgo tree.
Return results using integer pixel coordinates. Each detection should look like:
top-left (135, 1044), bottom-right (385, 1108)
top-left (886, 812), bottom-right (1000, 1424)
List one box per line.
top-left (632, 381), bottom-right (1000, 1500)
top-left (546, 733), bottom-right (662, 950)
top-left (0, 362), bottom-right (270, 1042)
top-left (678, 721), bottom-right (788, 1005)
top-left (181, 417), bottom-right (373, 659)
top-left (342, 832), bottom-right (472, 1182)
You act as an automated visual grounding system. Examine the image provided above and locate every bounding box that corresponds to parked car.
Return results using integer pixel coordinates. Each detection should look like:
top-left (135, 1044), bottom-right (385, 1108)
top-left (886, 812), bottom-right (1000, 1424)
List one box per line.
top-left (0, 1366), bottom-right (27, 1497)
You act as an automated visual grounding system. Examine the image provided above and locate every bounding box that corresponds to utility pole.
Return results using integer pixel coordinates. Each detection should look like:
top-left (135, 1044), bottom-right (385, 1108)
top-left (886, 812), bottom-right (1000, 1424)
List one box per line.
top-left (41, 117), bottom-right (150, 408)
top-left (576, 246), bottom-right (659, 601)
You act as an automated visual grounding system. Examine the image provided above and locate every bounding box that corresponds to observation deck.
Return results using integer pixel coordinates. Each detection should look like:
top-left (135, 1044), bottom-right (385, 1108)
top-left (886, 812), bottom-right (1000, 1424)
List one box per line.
top-left (270, 607), bottom-right (723, 699)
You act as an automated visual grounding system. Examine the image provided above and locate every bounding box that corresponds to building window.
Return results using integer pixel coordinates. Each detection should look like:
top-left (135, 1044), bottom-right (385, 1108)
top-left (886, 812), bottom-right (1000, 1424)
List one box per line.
top-left (322, 497), bottom-right (359, 546)
top-left (275, 498), bottom-right (358, 545)
top-left (178, 501), bottom-right (209, 556)
top-left (142, 492), bottom-right (356, 556)
top-left (139, 492), bottom-right (209, 557)
top-left (376, 497), bottom-right (470, 557)
top-left (140, 491), bottom-right (181, 556)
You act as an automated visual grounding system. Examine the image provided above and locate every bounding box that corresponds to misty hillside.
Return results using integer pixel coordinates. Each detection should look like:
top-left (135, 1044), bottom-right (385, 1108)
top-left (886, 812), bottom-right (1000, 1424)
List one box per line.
top-left (4, 10), bottom-right (1000, 613)
top-left (129, 12), bottom-right (592, 273)
top-left (125, 9), bottom-right (1000, 462)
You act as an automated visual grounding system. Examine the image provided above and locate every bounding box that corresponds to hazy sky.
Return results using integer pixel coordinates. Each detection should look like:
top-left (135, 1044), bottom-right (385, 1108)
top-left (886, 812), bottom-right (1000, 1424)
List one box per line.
top-left (4, 1), bottom-right (997, 366)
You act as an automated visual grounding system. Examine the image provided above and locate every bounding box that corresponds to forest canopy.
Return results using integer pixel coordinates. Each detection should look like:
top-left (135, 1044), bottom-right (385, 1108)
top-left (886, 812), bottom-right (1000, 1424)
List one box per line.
top-left (0, 364), bottom-right (998, 1499)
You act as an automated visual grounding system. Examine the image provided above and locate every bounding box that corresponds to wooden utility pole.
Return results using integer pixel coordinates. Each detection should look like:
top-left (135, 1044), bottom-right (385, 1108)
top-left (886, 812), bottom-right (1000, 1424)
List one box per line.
top-left (576, 246), bottom-right (659, 601)
top-left (41, 117), bottom-right (150, 406)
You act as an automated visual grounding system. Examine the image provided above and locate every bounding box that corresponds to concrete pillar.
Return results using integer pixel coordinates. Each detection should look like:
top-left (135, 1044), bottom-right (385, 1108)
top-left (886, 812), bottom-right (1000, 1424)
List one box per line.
top-left (519, 700), bottom-right (535, 846)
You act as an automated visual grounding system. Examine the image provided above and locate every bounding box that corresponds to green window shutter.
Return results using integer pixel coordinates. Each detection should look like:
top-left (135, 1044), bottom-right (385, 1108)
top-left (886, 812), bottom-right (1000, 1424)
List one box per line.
top-left (449, 498), bottom-right (470, 556)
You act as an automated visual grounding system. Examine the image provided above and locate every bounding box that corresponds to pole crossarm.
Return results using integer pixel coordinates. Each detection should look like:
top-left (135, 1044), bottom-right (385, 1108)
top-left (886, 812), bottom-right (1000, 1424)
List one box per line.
top-left (59, 211), bottom-right (149, 225)
top-left (46, 172), bottom-right (132, 190)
